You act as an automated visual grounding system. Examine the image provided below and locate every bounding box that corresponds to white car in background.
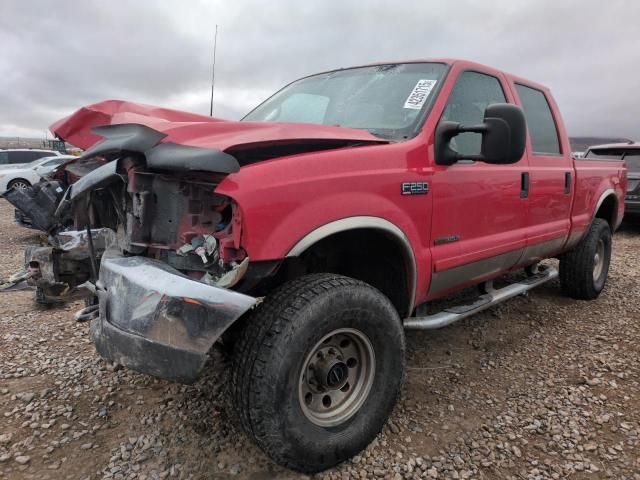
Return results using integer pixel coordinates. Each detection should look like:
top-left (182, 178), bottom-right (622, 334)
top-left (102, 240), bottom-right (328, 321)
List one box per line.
top-left (0, 149), bottom-right (63, 168)
top-left (0, 155), bottom-right (74, 192)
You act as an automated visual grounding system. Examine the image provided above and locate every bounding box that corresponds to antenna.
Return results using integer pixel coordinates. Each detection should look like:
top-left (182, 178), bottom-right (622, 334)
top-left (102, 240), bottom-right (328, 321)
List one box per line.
top-left (209, 24), bottom-right (219, 117)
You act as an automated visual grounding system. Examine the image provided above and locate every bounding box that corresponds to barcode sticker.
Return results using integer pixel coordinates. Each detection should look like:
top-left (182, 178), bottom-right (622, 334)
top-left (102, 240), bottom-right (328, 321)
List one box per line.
top-left (403, 79), bottom-right (438, 110)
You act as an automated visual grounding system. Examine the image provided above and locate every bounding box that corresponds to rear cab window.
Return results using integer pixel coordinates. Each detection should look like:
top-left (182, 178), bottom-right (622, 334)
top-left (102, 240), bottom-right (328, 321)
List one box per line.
top-left (514, 84), bottom-right (561, 155)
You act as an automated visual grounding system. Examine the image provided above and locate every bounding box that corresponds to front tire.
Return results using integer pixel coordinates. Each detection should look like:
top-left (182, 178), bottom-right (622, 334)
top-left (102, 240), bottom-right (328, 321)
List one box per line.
top-left (559, 218), bottom-right (612, 299)
top-left (232, 273), bottom-right (405, 473)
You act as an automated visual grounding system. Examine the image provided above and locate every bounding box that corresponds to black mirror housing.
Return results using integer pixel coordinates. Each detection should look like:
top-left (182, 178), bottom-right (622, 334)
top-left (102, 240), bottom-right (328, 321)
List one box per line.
top-left (481, 104), bottom-right (526, 164)
top-left (435, 103), bottom-right (527, 166)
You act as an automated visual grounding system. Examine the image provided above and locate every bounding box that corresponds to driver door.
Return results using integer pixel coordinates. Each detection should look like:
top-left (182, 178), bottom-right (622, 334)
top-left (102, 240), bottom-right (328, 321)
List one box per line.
top-left (428, 69), bottom-right (529, 299)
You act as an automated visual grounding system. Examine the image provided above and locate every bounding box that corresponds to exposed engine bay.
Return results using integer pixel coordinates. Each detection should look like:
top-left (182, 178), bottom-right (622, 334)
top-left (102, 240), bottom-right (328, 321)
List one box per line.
top-left (5, 125), bottom-right (248, 304)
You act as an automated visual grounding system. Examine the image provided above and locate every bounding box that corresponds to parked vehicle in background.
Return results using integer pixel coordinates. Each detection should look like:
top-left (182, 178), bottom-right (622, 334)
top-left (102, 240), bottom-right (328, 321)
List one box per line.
top-left (0, 155), bottom-right (74, 192)
top-left (6, 59), bottom-right (627, 472)
top-left (0, 149), bottom-right (63, 168)
top-left (584, 142), bottom-right (639, 217)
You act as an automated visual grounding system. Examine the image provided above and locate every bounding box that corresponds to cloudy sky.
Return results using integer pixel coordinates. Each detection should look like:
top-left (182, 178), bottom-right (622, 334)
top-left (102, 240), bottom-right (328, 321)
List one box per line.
top-left (1, 0), bottom-right (638, 140)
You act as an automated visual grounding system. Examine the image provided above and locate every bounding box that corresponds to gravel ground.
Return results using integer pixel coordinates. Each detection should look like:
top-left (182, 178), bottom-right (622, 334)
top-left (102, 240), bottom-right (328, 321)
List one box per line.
top-left (1, 199), bottom-right (639, 480)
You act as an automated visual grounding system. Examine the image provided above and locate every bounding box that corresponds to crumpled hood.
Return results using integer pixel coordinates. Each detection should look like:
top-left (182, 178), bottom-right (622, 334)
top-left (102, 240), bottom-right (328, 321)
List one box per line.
top-left (50, 99), bottom-right (387, 152)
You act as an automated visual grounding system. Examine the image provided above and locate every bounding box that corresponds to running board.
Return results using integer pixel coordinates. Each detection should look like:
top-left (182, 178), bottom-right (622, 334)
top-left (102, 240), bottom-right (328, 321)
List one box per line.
top-left (403, 266), bottom-right (558, 330)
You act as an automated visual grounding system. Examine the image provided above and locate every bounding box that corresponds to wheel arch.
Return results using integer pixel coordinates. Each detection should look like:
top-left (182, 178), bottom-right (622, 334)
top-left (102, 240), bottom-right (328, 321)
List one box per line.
top-left (286, 216), bottom-right (417, 318)
top-left (593, 188), bottom-right (619, 231)
top-left (7, 177), bottom-right (31, 188)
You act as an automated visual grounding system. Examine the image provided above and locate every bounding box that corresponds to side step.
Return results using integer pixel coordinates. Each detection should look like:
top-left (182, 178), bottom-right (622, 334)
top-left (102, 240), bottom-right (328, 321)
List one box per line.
top-left (403, 266), bottom-right (558, 330)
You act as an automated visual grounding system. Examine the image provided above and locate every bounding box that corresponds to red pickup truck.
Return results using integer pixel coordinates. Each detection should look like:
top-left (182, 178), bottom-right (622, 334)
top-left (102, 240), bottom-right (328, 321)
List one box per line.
top-left (8, 59), bottom-right (626, 472)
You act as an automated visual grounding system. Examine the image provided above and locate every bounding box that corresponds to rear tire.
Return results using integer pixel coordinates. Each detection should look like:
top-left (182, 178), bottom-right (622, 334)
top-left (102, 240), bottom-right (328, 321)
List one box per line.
top-left (559, 218), bottom-right (611, 299)
top-left (232, 273), bottom-right (405, 473)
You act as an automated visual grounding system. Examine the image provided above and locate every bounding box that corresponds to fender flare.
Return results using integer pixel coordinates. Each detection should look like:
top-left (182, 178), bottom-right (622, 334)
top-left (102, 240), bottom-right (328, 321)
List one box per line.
top-left (286, 216), bottom-right (417, 315)
top-left (592, 188), bottom-right (620, 230)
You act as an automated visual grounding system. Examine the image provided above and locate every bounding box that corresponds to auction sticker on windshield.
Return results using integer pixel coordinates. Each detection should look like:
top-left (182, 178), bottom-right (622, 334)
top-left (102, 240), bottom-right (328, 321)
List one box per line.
top-left (403, 79), bottom-right (438, 110)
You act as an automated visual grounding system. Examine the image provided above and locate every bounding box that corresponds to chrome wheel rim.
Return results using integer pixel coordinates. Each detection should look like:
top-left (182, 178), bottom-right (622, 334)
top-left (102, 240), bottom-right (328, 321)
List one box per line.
top-left (10, 181), bottom-right (29, 190)
top-left (298, 328), bottom-right (375, 427)
top-left (593, 238), bottom-right (605, 282)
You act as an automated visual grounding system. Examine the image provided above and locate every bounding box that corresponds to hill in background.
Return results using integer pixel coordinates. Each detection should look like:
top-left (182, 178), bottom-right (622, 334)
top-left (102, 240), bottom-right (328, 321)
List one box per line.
top-left (0, 136), bottom-right (74, 152)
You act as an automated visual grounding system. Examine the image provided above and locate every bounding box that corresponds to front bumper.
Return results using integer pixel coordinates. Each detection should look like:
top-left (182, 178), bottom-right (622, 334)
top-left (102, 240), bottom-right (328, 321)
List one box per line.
top-left (90, 255), bottom-right (256, 383)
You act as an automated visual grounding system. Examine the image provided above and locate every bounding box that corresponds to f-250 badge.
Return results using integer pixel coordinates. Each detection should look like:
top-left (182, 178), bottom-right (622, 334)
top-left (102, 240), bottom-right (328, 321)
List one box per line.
top-left (401, 182), bottom-right (429, 195)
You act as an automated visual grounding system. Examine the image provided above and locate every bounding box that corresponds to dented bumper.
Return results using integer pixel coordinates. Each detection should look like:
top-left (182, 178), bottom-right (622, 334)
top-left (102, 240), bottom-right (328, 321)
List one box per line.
top-left (91, 256), bottom-right (256, 383)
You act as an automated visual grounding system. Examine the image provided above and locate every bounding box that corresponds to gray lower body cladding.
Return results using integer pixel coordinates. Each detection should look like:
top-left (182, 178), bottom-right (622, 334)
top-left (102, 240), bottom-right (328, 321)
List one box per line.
top-left (90, 255), bottom-right (256, 383)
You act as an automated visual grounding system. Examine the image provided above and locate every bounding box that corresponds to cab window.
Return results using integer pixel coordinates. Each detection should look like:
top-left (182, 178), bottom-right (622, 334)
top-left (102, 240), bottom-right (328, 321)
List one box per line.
top-left (441, 71), bottom-right (507, 156)
top-left (515, 84), bottom-right (561, 155)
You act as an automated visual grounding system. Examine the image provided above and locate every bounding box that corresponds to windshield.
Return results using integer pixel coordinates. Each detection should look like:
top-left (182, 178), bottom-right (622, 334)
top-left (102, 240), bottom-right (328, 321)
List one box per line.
top-left (38, 157), bottom-right (66, 168)
top-left (29, 156), bottom-right (57, 167)
top-left (243, 63), bottom-right (448, 140)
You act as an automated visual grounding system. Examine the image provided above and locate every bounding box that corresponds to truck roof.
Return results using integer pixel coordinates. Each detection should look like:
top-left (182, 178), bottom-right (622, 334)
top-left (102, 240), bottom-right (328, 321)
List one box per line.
top-left (316, 58), bottom-right (552, 93)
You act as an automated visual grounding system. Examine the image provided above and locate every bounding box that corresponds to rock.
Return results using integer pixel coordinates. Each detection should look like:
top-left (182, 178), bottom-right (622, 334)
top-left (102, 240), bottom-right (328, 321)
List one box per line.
top-left (15, 455), bottom-right (31, 465)
top-left (0, 433), bottom-right (12, 444)
top-left (16, 392), bottom-right (35, 403)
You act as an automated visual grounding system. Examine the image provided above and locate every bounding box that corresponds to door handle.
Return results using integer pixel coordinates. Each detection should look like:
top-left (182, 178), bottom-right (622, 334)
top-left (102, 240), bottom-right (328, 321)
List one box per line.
top-left (564, 172), bottom-right (571, 194)
top-left (520, 172), bottom-right (530, 198)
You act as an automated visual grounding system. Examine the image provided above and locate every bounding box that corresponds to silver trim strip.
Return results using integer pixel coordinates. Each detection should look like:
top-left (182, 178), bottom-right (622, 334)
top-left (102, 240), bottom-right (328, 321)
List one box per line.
top-left (519, 236), bottom-right (566, 264)
top-left (286, 216), bottom-right (417, 315)
top-left (429, 249), bottom-right (523, 295)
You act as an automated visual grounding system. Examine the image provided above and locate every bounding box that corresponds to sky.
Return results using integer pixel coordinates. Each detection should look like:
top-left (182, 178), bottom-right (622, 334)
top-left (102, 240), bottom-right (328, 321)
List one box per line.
top-left (1, 0), bottom-right (638, 140)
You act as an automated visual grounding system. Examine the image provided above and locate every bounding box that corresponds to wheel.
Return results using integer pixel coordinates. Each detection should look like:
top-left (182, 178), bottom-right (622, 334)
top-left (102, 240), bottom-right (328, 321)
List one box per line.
top-left (559, 218), bottom-right (612, 299)
top-left (7, 178), bottom-right (31, 191)
top-left (232, 273), bottom-right (405, 473)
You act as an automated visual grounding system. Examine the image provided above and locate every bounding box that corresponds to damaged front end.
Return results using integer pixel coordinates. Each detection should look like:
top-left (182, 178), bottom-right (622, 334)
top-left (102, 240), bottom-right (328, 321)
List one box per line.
top-left (20, 123), bottom-right (258, 383)
top-left (91, 255), bottom-right (255, 383)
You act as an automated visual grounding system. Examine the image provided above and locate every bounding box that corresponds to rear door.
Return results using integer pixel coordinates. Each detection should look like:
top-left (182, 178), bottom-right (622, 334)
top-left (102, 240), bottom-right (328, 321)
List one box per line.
top-left (428, 69), bottom-right (530, 298)
top-left (512, 84), bottom-right (573, 263)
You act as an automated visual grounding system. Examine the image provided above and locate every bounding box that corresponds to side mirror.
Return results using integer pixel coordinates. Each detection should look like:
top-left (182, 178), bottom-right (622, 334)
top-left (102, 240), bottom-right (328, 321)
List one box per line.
top-left (435, 103), bottom-right (527, 166)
